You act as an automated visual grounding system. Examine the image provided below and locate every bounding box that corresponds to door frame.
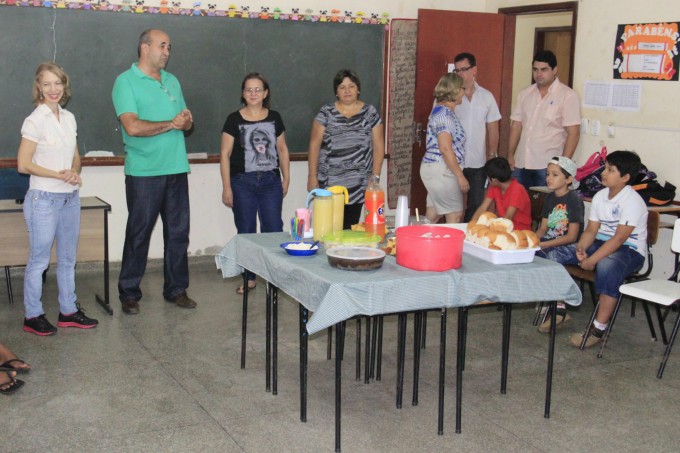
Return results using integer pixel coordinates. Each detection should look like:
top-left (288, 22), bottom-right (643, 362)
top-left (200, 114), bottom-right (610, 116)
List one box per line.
top-left (497, 1), bottom-right (578, 155)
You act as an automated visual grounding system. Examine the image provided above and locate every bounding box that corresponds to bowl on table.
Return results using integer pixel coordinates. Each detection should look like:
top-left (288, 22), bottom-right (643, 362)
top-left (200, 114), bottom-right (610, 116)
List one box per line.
top-left (280, 241), bottom-right (319, 256)
top-left (326, 246), bottom-right (386, 271)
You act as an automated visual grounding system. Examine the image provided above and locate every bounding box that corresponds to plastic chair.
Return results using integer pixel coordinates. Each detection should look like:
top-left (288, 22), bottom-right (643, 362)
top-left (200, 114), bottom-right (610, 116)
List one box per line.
top-left (600, 218), bottom-right (680, 378)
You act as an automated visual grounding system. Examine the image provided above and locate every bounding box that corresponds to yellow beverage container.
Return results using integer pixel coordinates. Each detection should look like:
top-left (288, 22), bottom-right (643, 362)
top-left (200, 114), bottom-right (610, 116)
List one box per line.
top-left (306, 188), bottom-right (334, 241)
top-left (327, 186), bottom-right (349, 232)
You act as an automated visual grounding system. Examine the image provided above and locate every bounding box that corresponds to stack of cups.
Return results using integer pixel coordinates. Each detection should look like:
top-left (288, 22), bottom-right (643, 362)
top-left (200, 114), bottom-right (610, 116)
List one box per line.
top-left (395, 195), bottom-right (410, 230)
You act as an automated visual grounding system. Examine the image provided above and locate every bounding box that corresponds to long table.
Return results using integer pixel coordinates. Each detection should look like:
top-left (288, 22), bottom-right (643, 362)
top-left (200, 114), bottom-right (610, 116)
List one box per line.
top-left (216, 232), bottom-right (582, 451)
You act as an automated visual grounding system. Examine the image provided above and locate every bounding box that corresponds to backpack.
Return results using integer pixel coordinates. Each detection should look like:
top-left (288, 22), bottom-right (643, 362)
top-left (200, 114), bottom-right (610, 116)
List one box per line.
top-left (633, 180), bottom-right (676, 206)
top-left (575, 146), bottom-right (607, 181)
top-left (577, 166), bottom-right (605, 198)
top-left (631, 164), bottom-right (676, 206)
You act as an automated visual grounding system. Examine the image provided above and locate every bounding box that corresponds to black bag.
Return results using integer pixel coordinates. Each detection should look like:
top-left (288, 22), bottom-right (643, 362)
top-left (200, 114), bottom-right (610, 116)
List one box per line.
top-left (633, 180), bottom-right (676, 206)
top-left (577, 165), bottom-right (605, 198)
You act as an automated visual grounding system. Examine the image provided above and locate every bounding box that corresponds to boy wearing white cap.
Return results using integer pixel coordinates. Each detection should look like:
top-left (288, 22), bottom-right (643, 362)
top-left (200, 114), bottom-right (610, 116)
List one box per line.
top-left (534, 156), bottom-right (584, 332)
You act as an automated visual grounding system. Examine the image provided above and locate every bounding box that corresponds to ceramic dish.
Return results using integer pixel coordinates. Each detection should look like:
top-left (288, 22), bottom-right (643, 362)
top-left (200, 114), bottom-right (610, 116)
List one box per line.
top-left (326, 246), bottom-right (386, 271)
top-left (280, 242), bottom-right (319, 256)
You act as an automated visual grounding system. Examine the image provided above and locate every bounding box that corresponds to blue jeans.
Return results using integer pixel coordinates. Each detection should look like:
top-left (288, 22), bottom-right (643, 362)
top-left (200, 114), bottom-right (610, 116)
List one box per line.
top-left (118, 173), bottom-right (190, 302)
top-left (536, 243), bottom-right (578, 265)
top-left (23, 189), bottom-right (80, 319)
top-left (512, 168), bottom-right (547, 191)
top-left (231, 171), bottom-right (283, 281)
top-left (544, 240), bottom-right (644, 299)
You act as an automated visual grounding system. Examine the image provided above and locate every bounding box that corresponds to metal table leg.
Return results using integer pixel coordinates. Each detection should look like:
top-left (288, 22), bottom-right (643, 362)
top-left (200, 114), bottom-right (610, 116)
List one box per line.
top-left (437, 308), bottom-right (447, 435)
top-left (240, 272), bottom-right (249, 369)
top-left (377, 316), bottom-right (383, 381)
top-left (5, 266), bottom-right (13, 305)
top-left (273, 285), bottom-right (278, 396)
top-left (455, 307), bottom-right (467, 433)
top-left (335, 321), bottom-right (344, 452)
top-left (412, 311), bottom-right (422, 406)
top-left (299, 305), bottom-right (308, 422)
top-left (364, 317), bottom-right (371, 384)
top-left (501, 304), bottom-right (512, 394)
top-left (94, 209), bottom-right (113, 315)
top-left (396, 313), bottom-right (407, 409)
top-left (266, 282), bottom-right (272, 392)
top-left (545, 301), bottom-right (557, 418)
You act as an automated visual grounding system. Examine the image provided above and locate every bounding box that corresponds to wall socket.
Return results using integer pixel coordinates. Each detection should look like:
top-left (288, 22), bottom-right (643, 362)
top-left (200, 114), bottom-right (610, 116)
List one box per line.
top-left (608, 123), bottom-right (616, 138)
top-left (581, 119), bottom-right (589, 134)
top-left (591, 120), bottom-right (601, 136)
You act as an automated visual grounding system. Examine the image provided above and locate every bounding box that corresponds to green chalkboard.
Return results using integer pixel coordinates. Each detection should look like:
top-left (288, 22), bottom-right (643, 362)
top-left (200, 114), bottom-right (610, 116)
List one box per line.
top-left (0, 7), bottom-right (385, 158)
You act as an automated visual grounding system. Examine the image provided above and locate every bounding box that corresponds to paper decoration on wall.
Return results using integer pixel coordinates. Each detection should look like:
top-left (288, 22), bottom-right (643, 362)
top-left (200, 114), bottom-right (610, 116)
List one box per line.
top-left (613, 22), bottom-right (680, 81)
top-left (0, 1), bottom-right (391, 26)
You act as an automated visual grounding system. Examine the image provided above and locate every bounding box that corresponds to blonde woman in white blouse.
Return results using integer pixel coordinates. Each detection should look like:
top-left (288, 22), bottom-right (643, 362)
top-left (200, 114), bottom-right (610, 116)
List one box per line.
top-left (17, 62), bottom-right (98, 336)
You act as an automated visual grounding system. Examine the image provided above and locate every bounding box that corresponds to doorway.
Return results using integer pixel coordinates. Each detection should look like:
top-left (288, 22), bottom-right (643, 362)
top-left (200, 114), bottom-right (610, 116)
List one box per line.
top-left (498, 2), bottom-right (578, 156)
top-left (535, 27), bottom-right (573, 87)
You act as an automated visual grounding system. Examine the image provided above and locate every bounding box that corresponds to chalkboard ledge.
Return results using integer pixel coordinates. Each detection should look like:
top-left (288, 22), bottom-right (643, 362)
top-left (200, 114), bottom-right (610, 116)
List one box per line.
top-left (0, 153), bottom-right (323, 169)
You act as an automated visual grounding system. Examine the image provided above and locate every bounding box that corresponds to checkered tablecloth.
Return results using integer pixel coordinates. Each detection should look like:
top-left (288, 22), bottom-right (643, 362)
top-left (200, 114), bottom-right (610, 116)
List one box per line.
top-left (215, 232), bottom-right (582, 334)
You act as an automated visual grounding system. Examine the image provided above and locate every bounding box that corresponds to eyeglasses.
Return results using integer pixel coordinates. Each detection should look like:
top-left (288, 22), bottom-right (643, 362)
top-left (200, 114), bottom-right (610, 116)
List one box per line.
top-left (452, 66), bottom-right (475, 74)
top-left (243, 87), bottom-right (264, 94)
top-left (160, 85), bottom-right (176, 102)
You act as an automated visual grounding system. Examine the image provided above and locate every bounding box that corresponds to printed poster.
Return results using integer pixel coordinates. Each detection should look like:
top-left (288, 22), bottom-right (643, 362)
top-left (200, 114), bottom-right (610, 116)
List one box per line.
top-left (613, 22), bottom-right (680, 81)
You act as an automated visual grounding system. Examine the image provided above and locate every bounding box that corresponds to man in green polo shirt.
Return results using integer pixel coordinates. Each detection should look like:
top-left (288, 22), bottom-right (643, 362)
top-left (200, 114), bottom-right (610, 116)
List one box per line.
top-left (112, 28), bottom-right (196, 315)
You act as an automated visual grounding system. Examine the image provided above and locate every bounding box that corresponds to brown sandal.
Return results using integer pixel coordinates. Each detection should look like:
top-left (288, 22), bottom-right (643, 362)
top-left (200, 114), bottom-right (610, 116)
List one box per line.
top-left (236, 281), bottom-right (257, 295)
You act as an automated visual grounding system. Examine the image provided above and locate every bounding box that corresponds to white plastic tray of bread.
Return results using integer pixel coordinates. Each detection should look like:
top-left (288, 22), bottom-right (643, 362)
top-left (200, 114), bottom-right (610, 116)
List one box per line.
top-left (442, 213), bottom-right (539, 265)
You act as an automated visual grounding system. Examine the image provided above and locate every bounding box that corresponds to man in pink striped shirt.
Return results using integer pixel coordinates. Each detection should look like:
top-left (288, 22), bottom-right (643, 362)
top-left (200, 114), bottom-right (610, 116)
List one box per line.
top-left (508, 50), bottom-right (581, 190)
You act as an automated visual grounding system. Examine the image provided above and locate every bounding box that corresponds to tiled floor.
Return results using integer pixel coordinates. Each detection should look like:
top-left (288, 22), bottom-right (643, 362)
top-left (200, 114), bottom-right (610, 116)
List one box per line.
top-left (1, 258), bottom-right (679, 452)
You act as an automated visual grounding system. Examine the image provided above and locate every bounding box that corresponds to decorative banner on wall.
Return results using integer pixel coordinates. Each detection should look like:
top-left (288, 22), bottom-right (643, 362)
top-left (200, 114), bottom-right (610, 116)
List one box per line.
top-left (613, 22), bottom-right (680, 81)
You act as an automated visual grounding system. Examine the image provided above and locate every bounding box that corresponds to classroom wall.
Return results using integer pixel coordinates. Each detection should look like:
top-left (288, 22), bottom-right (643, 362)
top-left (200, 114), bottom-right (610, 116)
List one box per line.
top-left (77, 0), bottom-right (680, 274)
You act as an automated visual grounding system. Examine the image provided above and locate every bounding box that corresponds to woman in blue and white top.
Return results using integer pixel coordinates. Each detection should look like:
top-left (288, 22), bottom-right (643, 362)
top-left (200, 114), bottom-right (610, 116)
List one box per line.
top-left (17, 62), bottom-right (98, 336)
top-left (420, 73), bottom-right (468, 224)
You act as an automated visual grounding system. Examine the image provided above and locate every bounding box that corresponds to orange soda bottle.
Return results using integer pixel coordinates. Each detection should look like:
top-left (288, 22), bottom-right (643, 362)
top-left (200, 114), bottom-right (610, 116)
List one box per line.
top-left (364, 175), bottom-right (386, 241)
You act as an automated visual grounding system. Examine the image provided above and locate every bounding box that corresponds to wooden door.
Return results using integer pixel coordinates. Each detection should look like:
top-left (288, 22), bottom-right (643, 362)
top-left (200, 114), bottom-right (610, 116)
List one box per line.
top-left (411, 9), bottom-right (510, 214)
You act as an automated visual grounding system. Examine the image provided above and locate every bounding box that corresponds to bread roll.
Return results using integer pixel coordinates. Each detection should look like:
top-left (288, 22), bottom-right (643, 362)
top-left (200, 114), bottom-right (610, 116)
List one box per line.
top-left (523, 230), bottom-right (540, 248)
top-left (488, 217), bottom-right (514, 233)
top-left (476, 229), bottom-right (497, 248)
top-left (509, 230), bottom-right (529, 249)
top-left (477, 211), bottom-right (497, 226)
top-left (466, 224), bottom-right (485, 242)
top-left (493, 232), bottom-right (517, 250)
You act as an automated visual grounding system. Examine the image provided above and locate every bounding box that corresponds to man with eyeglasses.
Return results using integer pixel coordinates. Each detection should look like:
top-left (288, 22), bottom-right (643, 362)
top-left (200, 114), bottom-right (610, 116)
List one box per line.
top-left (112, 29), bottom-right (197, 315)
top-left (508, 50), bottom-right (580, 190)
top-left (451, 53), bottom-right (501, 222)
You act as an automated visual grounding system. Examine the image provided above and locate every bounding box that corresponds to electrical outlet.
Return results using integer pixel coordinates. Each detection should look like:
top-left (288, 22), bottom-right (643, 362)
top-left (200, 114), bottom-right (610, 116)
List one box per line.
top-left (580, 119), bottom-right (589, 135)
top-left (591, 120), bottom-right (600, 136)
top-left (608, 123), bottom-right (616, 138)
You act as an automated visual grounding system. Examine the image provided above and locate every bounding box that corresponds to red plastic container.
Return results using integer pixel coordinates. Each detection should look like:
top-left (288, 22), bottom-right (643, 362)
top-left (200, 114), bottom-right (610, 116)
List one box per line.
top-left (396, 225), bottom-right (465, 271)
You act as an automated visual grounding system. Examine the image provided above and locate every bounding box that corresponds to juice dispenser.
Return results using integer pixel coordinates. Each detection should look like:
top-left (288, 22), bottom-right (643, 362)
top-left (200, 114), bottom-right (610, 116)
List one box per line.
top-left (306, 188), bottom-right (334, 241)
top-left (327, 186), bottom-right (348, 232)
